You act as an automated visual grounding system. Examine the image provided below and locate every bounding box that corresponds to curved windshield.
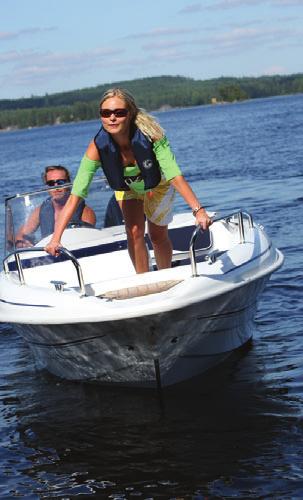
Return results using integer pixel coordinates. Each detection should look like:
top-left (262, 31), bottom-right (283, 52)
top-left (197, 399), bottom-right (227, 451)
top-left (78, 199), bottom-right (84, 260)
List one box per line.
top-left (4, 179), bottom-right (121, 256)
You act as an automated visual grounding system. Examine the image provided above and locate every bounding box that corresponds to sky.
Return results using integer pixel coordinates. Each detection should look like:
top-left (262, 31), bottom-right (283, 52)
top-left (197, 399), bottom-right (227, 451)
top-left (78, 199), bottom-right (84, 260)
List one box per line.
top-left (1, 0), bottom-right (302, 100)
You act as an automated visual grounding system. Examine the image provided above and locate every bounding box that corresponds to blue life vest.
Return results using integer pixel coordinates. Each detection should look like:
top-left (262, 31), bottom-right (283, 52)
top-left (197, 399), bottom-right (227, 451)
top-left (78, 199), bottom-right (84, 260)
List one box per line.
top-left (39, 197), bottom-right (85, 238)
top-left (94, 126), bottom-right (161, 191)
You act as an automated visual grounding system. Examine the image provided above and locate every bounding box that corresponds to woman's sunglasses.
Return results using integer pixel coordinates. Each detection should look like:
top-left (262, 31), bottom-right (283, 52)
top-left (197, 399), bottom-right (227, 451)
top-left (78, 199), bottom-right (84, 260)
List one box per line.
top-left (100, 108), bottom-right (128, 118)
top-left (46, 179), bottom-right (68, 187)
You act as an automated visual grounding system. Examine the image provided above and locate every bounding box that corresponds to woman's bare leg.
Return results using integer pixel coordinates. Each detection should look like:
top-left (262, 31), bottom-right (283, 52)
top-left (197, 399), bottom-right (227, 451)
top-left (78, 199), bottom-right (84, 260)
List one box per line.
top-left (148, 220), bottom-right (172, 270)
top-left (119, 199), bottom-right (149, 273)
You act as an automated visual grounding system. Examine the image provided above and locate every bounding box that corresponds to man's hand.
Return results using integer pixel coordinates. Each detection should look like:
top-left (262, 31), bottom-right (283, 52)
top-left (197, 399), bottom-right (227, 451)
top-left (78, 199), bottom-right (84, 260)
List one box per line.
top-left (15, 238), bottom-right (34, 248)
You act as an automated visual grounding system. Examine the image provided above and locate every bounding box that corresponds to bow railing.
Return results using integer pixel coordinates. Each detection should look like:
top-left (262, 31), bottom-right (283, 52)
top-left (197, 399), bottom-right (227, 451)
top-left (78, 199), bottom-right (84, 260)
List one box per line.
top-left (190, 210), bottom-right (254, 277)
top-left (3, 246), bottom-right (86, 296)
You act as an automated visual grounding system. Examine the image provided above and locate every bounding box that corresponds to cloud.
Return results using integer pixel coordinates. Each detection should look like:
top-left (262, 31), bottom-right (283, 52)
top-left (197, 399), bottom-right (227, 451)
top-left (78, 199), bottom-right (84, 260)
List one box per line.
top-left (274, 0), bottom-right (303, 5)
top-left (179, 0), bottom-right (303, 12)
top-left (146, 49), bottom-right (188, 61)
top-left (0, 46), bottom-right (120, 68)
top-left (179, 1), bottom-right (258, 13)
top-left (142, 40), bottom-right (186, 51)
top-left (136, 22), bottom-right (302, 77)
top-left (0, 50), bottom-right (33, 63)
top-left (210, 0), bottom-right (267, 9)
top-left (122, 27), bottom-right (198, 40)
top-left (0, 27), bottom-right (56, 42)
top-left (0, 46), bottom-right (124, 90)
top-left (263, 65), bottom-right (287, 74)
top-left (137, 19), bottom-right (302, 66)
top-left (0, 32), bottom-right (19, 41)
top-left (201, 25), bottom-right (302, 53)
top-left (213, 26), bottom-right (279, 45)
top-left (171, 22), bottom-right (302, 64)
top-left (178, 3), bottom-right (203, 14)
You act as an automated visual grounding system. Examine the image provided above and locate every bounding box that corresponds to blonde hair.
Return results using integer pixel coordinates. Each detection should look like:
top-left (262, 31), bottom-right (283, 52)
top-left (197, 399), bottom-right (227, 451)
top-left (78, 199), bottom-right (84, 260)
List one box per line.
top-left (99, 88), bottom-right (164, 141)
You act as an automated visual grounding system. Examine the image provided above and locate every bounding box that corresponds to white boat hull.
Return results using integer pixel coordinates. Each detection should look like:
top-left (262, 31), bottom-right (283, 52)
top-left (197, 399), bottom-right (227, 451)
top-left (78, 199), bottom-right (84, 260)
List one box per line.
top-left (0, 207), bottom-right (284, 387)
top-left (14, 277), bottom-right (264, 387)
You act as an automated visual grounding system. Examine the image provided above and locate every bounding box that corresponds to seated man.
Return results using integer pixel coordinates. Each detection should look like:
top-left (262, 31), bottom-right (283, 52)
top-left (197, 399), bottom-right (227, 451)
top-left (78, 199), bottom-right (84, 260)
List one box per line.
top-left (15, 165), bottom-right (96, 247)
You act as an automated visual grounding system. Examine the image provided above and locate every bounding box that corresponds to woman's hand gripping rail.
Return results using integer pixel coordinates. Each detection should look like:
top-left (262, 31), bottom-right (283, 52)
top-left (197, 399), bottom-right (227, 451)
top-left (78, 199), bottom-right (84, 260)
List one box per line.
top-left (44, 194), bottom-right (82, 256)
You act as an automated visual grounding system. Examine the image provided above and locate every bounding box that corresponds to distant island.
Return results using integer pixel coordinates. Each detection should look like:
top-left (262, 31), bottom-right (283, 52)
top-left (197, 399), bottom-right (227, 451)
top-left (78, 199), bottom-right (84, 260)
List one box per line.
top-left (0, 74), bottom-right (302, 131)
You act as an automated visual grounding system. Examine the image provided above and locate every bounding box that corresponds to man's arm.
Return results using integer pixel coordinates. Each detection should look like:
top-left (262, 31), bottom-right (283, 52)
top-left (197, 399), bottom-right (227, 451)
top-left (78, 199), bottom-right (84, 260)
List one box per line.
top-left (15, 206), bottom-right (40, 247)
top-left (81, 205), bottom-right (96, 226)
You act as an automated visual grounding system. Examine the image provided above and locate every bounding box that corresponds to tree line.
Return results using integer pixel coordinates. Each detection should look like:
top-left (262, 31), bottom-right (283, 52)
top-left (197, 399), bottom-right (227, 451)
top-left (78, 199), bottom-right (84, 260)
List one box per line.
top-left (0, 73), bottom-right (302, 130)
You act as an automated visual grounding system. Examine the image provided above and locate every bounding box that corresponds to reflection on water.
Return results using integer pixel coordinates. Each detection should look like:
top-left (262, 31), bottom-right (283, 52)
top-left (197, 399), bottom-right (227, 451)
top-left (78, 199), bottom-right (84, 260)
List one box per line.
top-left (1, 332), bottom-right (302, 498)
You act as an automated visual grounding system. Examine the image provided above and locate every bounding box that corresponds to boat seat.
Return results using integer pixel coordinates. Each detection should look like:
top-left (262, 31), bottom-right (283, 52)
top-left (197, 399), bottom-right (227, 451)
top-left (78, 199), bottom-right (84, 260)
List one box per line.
top-left (98, 279), bottom-right (183, 300)
top-left (146, 225), bottom-right (210, 252)
top-left (145, 224), bottom-right (212, 269)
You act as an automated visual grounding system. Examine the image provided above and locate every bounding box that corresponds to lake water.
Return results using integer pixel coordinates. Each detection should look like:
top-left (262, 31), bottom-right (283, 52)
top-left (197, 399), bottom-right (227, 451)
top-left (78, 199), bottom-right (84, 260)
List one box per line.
top-left (0, 94), bottom-right (302, 498)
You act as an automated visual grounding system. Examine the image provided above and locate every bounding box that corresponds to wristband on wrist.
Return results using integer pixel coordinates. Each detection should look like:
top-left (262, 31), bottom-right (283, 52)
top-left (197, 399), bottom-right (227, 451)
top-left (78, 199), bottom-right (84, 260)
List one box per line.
top-left (192, 206), bottom-right (203, 217)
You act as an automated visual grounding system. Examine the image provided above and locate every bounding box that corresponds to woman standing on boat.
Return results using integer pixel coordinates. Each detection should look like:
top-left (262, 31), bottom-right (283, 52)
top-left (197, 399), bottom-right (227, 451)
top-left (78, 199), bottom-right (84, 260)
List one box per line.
top-left (45, 88), bottom-right (212, 272)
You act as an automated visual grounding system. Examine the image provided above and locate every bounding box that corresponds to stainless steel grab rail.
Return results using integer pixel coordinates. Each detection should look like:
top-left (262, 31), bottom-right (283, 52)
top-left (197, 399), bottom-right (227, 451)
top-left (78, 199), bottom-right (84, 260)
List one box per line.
top-left (3, 247), bottom-right (86, 296)
top-left (189, 210), bottom-right (254, 277)
top-left (189, 225), bottom-right (213, 277)
top-left (3, 210), bottom-right (254, 288)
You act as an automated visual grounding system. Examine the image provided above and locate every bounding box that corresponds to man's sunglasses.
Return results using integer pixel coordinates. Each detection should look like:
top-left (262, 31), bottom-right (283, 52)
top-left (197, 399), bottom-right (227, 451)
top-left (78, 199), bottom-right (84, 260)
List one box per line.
top-left (46, 179), bottom-right (68, 187)
top-left (100, 108), bottom-right (128, 118)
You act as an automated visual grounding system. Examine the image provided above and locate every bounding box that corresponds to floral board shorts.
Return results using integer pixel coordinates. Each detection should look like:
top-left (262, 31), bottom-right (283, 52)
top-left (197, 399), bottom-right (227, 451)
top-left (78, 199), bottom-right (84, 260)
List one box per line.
top-left (115, 179), bottom-right (175, 226)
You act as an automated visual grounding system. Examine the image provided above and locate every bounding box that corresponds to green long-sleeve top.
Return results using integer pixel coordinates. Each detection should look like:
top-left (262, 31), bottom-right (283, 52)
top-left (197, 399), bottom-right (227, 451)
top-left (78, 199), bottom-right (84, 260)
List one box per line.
top-left (71, 136), bottom-right (182, 198)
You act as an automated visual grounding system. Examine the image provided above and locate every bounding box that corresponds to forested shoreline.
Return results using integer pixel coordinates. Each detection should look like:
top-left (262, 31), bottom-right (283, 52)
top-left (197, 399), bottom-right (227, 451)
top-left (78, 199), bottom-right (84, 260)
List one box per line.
top-left (1, 73), bottom-right (302, 131)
